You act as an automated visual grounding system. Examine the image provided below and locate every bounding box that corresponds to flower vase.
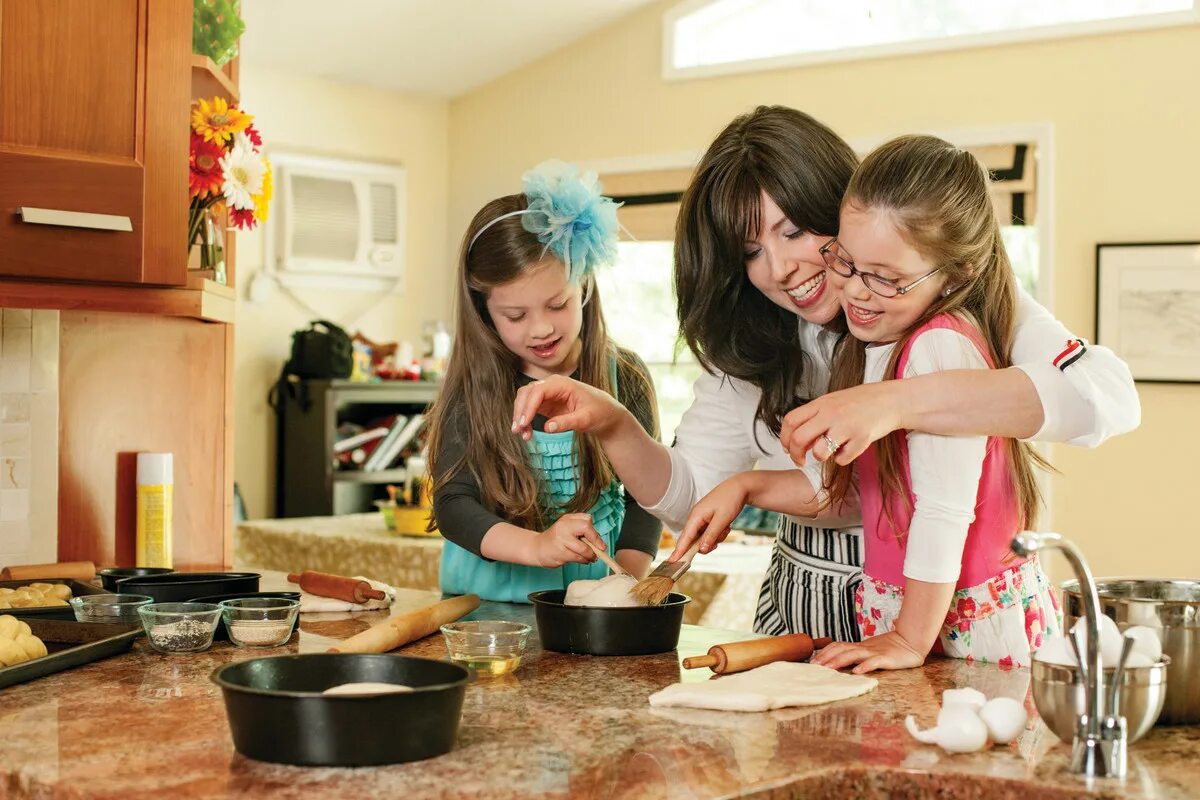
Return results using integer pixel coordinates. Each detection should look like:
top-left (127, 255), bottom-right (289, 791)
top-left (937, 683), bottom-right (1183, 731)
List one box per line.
top-left (190, 208), bottom-right (227, 285)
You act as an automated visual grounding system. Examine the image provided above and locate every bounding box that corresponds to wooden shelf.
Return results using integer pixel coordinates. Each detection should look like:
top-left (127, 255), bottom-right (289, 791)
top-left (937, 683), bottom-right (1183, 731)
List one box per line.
top-left (333, 469), bottom-right (408, 485)
top-left (190, 54), bottom-right (239, 104)
top-left (0, 278), bottom-right (234, 323)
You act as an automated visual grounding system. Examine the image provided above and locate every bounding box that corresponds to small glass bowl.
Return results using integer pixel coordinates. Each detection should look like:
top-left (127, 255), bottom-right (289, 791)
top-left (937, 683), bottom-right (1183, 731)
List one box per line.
top-left (218, 598), bottom-right (300, 648)
top-left (138, 602), bottom-right (222, 653)
top-left (440, 620), bottom-right (531, 677)
top-left (69, 593), bottom-right (152, 624)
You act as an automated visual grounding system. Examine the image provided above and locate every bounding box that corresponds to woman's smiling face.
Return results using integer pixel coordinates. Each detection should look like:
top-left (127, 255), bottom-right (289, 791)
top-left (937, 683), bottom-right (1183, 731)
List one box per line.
top-left (743, 191), bottom-right (843, 326)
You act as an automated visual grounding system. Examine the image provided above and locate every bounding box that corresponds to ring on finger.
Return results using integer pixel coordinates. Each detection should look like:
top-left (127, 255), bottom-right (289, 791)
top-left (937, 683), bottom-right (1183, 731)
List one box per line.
top-left (821, 433), bottom-right (842, 455)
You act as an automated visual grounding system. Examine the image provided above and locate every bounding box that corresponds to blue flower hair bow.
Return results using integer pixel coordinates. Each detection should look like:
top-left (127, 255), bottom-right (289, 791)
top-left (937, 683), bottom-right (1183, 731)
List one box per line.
top-left (521, 160), bottom-right (621, 283)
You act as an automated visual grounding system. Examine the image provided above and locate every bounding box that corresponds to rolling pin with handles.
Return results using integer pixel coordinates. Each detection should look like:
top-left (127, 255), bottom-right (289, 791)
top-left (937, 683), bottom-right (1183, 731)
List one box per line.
top-left (683, 632), bottom-right (833, 675)
top-left (329, 594), bottom-right (481, 654)
top-left (288, 570), bottom-right (386, 604)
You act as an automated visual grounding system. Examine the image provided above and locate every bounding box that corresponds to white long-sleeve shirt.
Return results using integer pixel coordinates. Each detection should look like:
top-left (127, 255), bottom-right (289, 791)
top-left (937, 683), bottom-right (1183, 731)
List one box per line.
top-left (647, 289), bottom-right (1140, 532)
top-left (863, 326), bottom-right (989, 584)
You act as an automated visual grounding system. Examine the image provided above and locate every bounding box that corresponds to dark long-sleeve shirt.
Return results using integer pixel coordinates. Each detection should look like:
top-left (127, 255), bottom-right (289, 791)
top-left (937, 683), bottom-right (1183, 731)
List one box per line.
top-left (433, 356), bottom-right (661, 558)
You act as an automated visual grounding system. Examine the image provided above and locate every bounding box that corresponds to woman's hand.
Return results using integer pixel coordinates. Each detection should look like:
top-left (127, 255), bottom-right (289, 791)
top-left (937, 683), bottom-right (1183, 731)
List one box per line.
top-left (672, 475), bottom-right (751, 559)
top-left (809, 631), bottom-right (927, 674)
top-left (529, 513), bottom-right (606, 568)
top-left (781, 382), bottom-right (904, 466)
top-left (511, 375), bottom-right (626, 441)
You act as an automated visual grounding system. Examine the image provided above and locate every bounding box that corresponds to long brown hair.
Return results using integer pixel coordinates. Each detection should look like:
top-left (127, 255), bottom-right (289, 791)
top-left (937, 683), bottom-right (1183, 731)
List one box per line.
top-left (426, 194), bottom-right (657, 532)
top-left (675, 105), bottom-right (858, 436)
top-left (825, 135), bottom-right (1047, 530)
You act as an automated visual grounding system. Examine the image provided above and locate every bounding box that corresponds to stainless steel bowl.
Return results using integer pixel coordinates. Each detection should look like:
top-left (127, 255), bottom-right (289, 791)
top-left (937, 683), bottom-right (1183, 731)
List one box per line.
top-left (1032, 656), bottom-right (1170, 743)
top-left (1063, 578), bottom-right (1199, 725)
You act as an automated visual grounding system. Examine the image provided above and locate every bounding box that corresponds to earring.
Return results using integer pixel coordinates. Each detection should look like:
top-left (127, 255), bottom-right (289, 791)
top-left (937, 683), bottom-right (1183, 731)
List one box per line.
top-left (941, 285), bottom-right (956, 297)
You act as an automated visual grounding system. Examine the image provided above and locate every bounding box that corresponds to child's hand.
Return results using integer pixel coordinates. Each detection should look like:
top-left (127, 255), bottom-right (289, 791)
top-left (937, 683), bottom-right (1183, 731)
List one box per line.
top-left (531, 513), bottom-right (607, 568)
top-left (511, 375), bottom-right (625, 440)
top-left (810, 631), bottom-right (927, 674)
top-left (673, 476), bottom-right (750, 559)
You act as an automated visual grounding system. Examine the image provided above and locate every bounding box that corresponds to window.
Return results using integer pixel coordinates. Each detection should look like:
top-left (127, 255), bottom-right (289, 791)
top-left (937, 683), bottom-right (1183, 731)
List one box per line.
top-left (595, 241), bottom-right (701, 445)
top-left (665, 0), bottom-right (1196, 79)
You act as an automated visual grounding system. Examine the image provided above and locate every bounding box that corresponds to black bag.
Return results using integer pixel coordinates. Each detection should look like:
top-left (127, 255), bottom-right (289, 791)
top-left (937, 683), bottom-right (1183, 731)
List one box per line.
top-left (285, 320), bottom-right (353, 380)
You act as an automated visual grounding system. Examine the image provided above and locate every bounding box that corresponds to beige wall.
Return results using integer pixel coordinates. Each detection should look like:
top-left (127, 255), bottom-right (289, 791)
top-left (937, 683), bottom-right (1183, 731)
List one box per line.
top-left (448, 3), bottom-right (1200, 580)
top-left (234, 68), bottom-right (450, 520)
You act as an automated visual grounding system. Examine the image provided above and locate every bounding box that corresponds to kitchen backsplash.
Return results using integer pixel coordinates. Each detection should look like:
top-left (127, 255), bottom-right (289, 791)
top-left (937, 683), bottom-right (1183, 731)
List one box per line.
top-left (0, 308), bottom-right (58, 567)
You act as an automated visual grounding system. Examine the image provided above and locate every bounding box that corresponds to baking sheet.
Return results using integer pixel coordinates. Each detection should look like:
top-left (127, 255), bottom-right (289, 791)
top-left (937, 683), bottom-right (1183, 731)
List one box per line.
top-left (0, 579), bottom-right (107, 619)
top-left (0, 618), bottom-right (141, 690)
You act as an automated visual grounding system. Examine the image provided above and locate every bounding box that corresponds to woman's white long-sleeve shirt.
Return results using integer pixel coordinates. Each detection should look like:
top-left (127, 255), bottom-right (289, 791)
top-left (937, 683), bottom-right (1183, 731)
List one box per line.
top-left (646, 290), bottom-right (1140, 532)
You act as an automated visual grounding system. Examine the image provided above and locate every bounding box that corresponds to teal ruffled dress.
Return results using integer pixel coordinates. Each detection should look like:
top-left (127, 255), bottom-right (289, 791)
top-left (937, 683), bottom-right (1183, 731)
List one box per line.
top-left (439, 367), bottom-right (626, 603)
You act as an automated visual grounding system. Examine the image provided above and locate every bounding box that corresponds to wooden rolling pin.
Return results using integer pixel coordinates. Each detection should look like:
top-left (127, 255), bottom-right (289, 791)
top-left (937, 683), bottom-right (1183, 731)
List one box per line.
top-left (287, 570), bottom-right (386, 604)
top-left (328, 594), bottom-right (480, 654)
top-left (682, 633), bottom-right (833, 675)
top-left (1, 561), bottom-right (96, 581)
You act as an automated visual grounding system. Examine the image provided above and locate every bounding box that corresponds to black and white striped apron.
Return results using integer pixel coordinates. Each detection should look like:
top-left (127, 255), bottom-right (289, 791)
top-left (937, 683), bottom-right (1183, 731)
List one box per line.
top-left (752, 516), bottom-right (864, 642)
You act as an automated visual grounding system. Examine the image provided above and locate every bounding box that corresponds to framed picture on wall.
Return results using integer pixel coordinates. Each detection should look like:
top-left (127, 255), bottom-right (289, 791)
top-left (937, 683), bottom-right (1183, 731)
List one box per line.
top-left (1096, 241), bottom-right (1200, 383)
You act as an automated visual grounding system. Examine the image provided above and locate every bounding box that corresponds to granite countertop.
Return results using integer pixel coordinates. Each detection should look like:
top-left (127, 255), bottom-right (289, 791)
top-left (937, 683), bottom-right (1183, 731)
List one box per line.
top-left (0, 575), bottom-right (1195, 799)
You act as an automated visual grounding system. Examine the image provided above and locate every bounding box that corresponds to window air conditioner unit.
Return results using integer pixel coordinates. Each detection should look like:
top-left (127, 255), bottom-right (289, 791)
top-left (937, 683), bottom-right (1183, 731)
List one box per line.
top-left (266, 152), bottom-right (405, 292)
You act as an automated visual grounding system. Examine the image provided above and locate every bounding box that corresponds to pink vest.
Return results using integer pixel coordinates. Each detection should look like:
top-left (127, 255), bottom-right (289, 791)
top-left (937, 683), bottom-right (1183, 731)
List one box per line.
top-left (856, 314), bottom-right (1026, 589)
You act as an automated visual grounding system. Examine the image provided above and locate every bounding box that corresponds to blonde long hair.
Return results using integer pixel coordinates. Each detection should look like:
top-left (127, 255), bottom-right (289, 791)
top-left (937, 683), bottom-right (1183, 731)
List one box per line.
top-left (426, 194), bottom-right (656, 532)
top-left (825, 135), bottom-right (1047, 530)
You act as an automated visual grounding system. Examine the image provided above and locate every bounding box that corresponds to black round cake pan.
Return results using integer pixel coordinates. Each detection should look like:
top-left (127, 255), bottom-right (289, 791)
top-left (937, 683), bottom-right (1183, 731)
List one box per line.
top-left (528, 589), bottom-right (689, 656)
top-left (211, 653), bottom-right (470, 766)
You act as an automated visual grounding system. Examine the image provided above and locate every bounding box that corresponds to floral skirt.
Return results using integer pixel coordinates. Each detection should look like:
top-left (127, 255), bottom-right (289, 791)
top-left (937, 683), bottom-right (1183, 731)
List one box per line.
top-left (854, 557), bottom-right (1062, 668)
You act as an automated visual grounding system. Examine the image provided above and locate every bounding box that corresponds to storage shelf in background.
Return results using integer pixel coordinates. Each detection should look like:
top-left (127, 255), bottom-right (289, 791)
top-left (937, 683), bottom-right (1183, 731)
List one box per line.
top-left (321, 380), bottom-right (442, 405)
top-left (190, 55), bottom-right (239, 103)
top-left (333, 469), bottom-right (408, 484)
top-left (0, 279), bottom-right (234, 324)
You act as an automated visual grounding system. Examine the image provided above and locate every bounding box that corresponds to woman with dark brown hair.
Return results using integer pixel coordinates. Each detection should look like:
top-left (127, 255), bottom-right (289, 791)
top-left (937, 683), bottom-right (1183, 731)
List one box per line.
top-left (512, 106), bottom-right (1139, 640)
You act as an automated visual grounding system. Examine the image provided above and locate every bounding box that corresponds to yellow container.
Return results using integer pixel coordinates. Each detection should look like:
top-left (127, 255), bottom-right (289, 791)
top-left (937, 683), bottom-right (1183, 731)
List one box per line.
top-left (136, 453), bottom-right (173, 568)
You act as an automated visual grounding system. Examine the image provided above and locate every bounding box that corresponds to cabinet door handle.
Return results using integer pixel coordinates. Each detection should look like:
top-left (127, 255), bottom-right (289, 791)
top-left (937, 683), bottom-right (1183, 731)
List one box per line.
top-left (17, 207), bottom-right (133, 232)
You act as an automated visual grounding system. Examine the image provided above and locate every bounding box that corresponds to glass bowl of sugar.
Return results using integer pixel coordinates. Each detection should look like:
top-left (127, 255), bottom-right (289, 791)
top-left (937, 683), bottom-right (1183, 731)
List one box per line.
top-left (218, 598), bottom-right (301, 648)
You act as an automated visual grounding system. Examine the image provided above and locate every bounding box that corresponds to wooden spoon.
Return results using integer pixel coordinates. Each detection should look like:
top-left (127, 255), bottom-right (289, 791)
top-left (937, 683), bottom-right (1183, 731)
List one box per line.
top-left (583, 540), bottom-right (630, 576)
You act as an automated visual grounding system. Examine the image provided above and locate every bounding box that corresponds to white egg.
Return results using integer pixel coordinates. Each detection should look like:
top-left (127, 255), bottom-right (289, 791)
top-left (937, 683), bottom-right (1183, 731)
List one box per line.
top-left (942, 687), bottom-right (987, 710)
top-left (979, 697), bottom-right (1027, 744)
top-left (1122, 626), bottom-right (1163, 662)
top-left (1032, 635), bottom-right (1077, 666)
top-left (1071, 615), bottom-right (1123, 666)
top-left (933, 705), bottom-right (990, 753)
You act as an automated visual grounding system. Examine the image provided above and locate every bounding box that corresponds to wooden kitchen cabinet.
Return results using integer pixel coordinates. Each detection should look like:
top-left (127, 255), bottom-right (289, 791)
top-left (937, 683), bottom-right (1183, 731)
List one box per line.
top-left (0, 0), bottom-right (191, 285)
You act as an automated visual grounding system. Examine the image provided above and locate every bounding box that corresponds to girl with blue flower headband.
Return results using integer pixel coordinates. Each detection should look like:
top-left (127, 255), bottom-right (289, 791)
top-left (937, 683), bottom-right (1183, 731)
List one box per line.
top-left (426, 161), bottom-right (661, 602)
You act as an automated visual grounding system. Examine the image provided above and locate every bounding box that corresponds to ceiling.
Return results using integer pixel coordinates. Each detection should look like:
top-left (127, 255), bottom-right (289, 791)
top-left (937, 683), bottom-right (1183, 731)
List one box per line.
top-left (240, 0), bottom-right (659, 98)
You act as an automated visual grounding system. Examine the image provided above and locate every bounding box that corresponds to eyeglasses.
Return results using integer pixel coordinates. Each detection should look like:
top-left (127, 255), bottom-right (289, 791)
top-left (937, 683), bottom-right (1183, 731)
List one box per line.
top-left (819, 239), bottom-right (942, 299)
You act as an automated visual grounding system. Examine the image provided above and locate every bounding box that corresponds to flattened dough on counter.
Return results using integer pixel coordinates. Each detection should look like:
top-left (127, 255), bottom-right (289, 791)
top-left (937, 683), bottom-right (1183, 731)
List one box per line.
top-left (648, 662), bottom-right (877, 712)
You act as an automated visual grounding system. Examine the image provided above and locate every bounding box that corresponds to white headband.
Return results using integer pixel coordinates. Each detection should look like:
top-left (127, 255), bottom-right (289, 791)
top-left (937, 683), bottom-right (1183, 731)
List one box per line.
top-left (467, 209), bottom-right (531, 255)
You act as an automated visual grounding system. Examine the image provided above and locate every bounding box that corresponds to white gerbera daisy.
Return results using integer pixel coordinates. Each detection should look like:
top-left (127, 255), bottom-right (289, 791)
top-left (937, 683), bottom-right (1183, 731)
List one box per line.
top-left (220, 135), bottom-right (266, 210)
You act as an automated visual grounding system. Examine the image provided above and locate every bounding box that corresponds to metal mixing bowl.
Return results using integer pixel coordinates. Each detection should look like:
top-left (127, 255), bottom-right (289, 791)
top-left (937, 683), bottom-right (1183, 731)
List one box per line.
top-left (1032, 656), bottom-right (1170, 743)
top-left (1063, 578), bottom-right (1199, 725)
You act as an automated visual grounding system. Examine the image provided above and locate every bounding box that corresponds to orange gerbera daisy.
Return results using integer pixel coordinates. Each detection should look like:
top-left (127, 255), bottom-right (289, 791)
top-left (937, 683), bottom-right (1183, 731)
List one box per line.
top-left (189, 134), bottom-right (225, 199)
top-left (191, 96), bottom-right (250, 146)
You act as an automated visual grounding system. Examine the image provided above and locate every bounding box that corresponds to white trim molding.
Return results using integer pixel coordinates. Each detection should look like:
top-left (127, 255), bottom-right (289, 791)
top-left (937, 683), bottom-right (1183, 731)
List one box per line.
top-left (663, 0), bottom-right (1200, 82)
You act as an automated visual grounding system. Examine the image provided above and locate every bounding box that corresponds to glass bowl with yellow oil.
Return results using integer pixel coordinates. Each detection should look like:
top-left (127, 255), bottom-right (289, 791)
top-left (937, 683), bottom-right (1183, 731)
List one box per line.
top-left (440, 620), bottom-right (531, 677)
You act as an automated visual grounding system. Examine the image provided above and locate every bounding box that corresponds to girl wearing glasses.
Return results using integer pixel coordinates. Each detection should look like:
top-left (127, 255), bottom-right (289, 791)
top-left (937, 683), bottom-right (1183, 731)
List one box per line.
top-left (683, 135), bottom-right (1059, 671)
top-left (512, 107), bottom-right (1139, 643)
